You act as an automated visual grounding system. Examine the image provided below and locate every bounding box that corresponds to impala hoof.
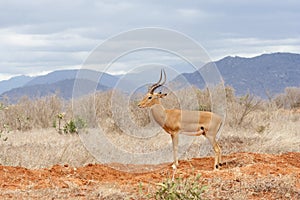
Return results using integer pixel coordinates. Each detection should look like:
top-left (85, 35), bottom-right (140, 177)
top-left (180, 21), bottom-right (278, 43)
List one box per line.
top-left (214, 162), bottom-right (224, 170)
top-left (172, 163), bottom-right (177, 170)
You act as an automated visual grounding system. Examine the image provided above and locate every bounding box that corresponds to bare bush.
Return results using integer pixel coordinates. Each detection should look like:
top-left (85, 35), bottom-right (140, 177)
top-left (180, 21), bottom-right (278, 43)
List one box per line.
top-left (275, 87), bottom-right (300, 110)
top-left (226, 93), bottom-right (262, 128)
top-left (73, 93), bottom-right (98, 128)
top-left (0, 95), bottom-right (64, 131)
top-left (129, 100), bottom-right (150, 127)
top-left (195, 87), bottom-right (211, 111)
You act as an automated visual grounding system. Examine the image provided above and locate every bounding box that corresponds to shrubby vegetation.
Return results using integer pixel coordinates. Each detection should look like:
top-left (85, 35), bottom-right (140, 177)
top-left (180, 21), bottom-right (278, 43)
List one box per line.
top-left (274, 87), bottom-right (300, 109)
top-left (1, 85), bottom-right (299, 159)
top-left (152, 174), bottom-right (207, 200)
top-left (0, 86), bottom-right (299, 134)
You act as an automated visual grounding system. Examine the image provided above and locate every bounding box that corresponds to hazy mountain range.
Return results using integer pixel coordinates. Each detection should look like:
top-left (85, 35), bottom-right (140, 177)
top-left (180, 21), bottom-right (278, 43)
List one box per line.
top-left (1, 52), bottom-right (299, 102)
top-left (175, 52), bottom-right (300, 97)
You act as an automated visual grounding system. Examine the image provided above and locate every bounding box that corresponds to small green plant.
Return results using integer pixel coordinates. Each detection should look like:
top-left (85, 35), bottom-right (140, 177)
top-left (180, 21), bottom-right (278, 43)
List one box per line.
top-left (138, 182), bottom-right (143, 196)
top-left (52, 119), bottom-right (57, 129)
top-left (63, 120), bottom-right (77, 134)
top-left (56, 113), bottom-right (65, 133)
top-left (0, 102), bottom-right (5, 110)
top-left (152, 174), bottom-right (207, 200)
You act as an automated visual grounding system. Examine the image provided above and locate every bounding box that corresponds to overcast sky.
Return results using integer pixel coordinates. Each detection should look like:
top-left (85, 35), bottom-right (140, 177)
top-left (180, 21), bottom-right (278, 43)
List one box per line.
top-left (0, 0), bottom-right (299, 80)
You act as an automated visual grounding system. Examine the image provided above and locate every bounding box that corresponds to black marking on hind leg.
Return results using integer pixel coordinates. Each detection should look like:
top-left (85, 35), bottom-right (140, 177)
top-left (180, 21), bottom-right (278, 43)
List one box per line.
top-left (215, 165), bottom-right (219, 169)
top-left (200, 126), bottom-right (206, 135)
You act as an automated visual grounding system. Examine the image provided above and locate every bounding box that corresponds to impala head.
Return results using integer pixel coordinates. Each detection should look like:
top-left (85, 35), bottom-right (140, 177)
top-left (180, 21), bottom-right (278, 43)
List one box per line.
top-left (138, 69), bottom-right (168, 108)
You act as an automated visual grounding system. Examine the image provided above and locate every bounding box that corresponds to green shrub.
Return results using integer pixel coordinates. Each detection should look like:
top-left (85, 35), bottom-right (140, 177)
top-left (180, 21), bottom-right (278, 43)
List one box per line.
top-left (63, 120), bottom-right (77, 134)
top-left (152, 174), bottom-right (207, 200)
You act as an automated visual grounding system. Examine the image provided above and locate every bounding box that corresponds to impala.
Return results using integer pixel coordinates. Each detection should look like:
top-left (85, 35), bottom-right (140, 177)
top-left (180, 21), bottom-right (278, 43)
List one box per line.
top-left (138, 70), bottom-right (223, 170)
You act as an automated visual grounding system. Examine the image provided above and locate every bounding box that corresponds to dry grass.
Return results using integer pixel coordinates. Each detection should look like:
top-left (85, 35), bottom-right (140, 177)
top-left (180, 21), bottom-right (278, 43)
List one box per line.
top-left (0, 129), bottom-right (96, 168)
top-left (202, 173), bottom-right (299, 199)
top-left (0, 185), bottom-right (131, 200)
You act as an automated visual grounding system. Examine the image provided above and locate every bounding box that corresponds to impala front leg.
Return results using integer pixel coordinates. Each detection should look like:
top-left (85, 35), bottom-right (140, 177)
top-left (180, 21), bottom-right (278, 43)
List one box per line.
top-left (171, 133), bottom-right (179, 169)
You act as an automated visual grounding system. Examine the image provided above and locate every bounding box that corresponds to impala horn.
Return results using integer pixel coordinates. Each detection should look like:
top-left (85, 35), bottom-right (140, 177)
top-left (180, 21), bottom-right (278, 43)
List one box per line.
top-left (148, 69), bottom-right (166, 94)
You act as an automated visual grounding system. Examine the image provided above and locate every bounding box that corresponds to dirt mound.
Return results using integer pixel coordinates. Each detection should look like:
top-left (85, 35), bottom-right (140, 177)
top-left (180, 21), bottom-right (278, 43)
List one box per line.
top-left (0, 152), bottom-right (299, 199)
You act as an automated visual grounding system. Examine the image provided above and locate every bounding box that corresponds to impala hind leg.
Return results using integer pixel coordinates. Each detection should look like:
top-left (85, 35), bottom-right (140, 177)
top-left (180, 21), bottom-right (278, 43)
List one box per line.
top-left (171, 133), bottom-right (179, 168)
top-left (206, 135), bottom-right (222, 170)
top-left (215, 142), bottom-right (222, 167)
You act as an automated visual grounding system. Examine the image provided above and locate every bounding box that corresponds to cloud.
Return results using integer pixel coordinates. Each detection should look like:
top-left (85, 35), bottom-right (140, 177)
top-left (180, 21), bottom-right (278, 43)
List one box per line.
top-left (0, 28), bottom-right (96, 76)
top-left (0, 0), bottom-right (299, 80)
top-left (207, 36), bottom-right (300, 59)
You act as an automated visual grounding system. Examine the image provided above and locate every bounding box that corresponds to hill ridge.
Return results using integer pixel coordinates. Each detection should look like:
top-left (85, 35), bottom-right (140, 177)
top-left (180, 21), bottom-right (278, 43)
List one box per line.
top-left (1, 52), bottom-right (300, 101)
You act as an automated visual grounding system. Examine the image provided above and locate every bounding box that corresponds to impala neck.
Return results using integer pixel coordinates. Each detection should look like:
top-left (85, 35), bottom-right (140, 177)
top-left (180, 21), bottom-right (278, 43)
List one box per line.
top-left (150, 103), bottom-right (166, 127)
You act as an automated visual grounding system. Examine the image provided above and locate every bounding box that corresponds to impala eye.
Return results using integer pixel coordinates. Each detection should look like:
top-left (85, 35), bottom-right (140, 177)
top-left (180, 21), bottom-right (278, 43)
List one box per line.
top-left (148, 96), bottom-right (152, 99)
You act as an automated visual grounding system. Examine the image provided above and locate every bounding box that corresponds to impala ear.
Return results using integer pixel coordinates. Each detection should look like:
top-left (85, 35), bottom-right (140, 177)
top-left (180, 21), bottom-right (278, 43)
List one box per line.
top-left (159, 93), bottom-right (167, 98)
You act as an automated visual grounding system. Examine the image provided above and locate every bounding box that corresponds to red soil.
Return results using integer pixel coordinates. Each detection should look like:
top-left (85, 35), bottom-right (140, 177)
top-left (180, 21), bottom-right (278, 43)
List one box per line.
top-left (0, 152), bottom-right (299, 199)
